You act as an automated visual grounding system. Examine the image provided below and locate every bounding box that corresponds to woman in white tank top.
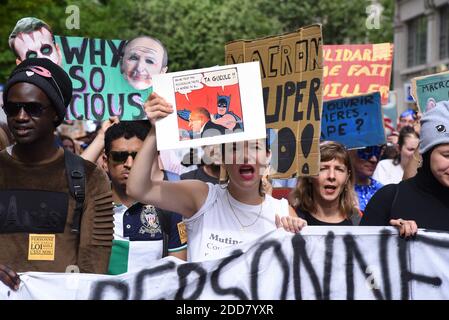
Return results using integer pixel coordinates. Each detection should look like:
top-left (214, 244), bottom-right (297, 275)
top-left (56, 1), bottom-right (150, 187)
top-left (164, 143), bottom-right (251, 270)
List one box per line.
top-left (127, 93), bottom-right (307, 262)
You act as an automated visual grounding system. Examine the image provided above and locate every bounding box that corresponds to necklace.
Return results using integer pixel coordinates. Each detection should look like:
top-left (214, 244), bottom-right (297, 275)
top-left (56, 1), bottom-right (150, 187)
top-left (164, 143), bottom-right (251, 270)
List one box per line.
top-left (226, 191), bottom-right (263, 231)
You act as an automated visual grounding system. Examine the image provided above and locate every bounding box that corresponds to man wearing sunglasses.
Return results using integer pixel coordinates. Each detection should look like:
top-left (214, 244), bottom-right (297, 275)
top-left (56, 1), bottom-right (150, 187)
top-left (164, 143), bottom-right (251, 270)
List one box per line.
top-left (350, 145), bottom-right (384, 212)
top-left (0, 58), bottom-right (113, 291)
top-left (103, 122), bottom-right (187, 275)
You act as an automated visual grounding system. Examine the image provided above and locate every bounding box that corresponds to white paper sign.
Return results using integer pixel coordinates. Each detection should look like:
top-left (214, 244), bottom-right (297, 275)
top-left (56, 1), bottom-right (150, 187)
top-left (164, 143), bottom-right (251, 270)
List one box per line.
top-left (153, 61), bottom-right (266, 150)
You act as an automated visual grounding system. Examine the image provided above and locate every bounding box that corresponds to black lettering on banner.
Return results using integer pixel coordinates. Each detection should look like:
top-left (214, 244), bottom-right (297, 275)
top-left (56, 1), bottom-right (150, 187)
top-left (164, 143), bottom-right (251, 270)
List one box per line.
top-left (128, 93), bottom-right (145, 120)
top-left (293, 81), bottom-right (307, 121)
top-left (268, 46), bottom-right (279, 77)
top-left (301, 123), bottom-right (314, 175)
top-left (310, 38), bottom-right (321, 71)
top-left (90, 281), bottom-right (129, 300)
top-left (69, 66), bottom-right (87, 91)
top-left (343, 235), bottom-right (384, 300)
top-left (323, 232), bottom-right (335, 300)
top-left (89, 39), bottom-right (106, 66)
top-left (275, 127), bottom-right (296, 174)
top-left (108, 40), bottom-right (126, 67)
top-left (107, 94), bottom-right (125, 118)
top-left (69, 94), bottom-right (83, 120)
top-left (355, 119), bottom-right (364, 133)
top-left (89, 67), bottom-right (105, 92)
top-left (281, 45), bottom-right (293, 76)
top-left (380, 229), bottom-right (392, 300)
top-left (307, 78), bottom-right (321, 121)
top-left (282, 81), bottom-right (296, 121)
top-left (364, 94), bottom-right (374, 105)
top-left (133, 262), bottom-right (176, 299)
top-left (263, 85), bottom-right (282, 124)
top-left (210, 249), bottom-right (249, 300)
top-left (226, 53), bottom-right (243, 65)
top-left (175, 263), bottom-right (207, 300)
top-left (295, 40), bottom-right (308, 73)
top-left (83, 94), bottom-right (90, 119)
top-left (60, 36), bottom-right (88, 64)
top-left (91, 93), bottom-right (105, 121)
top-left (291, 234), bottom-right (325, 300)
top-left (250, 240), bottom-right (289, 300)
top-left (398, 235), bottom-right (443, 300)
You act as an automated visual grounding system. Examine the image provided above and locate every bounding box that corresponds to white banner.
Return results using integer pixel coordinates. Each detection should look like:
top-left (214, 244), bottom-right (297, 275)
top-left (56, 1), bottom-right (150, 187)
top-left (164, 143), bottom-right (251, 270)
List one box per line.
top-left (1, 227), bottom-right (449, 300)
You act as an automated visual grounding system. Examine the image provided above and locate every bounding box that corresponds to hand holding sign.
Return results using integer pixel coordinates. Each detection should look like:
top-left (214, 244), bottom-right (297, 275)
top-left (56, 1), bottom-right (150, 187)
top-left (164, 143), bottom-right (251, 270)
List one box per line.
top-left (143, 92), bottom-right (174, 127)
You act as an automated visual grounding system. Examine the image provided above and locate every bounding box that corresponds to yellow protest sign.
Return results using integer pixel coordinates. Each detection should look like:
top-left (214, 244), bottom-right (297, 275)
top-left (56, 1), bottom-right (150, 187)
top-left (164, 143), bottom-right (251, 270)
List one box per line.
top-left (225, 25), bottom-right (323, 177)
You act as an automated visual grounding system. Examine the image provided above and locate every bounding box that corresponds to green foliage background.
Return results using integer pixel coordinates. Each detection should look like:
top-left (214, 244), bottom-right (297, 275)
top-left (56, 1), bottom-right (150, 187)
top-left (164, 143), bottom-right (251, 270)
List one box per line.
top-left (0, 0), bottom-right (393, 83)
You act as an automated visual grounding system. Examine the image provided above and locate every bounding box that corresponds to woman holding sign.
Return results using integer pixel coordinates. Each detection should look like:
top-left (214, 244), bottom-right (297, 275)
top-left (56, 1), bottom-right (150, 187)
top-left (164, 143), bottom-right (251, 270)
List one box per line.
top-left (292, 141), bottom-right (361, 226)
top-left (127, 93), bottom-right (307, 262)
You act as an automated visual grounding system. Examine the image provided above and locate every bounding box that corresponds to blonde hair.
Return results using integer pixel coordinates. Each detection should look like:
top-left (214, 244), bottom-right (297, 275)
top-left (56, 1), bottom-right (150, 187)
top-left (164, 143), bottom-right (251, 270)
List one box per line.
top-left (293, 141), bottom-right (358, 219)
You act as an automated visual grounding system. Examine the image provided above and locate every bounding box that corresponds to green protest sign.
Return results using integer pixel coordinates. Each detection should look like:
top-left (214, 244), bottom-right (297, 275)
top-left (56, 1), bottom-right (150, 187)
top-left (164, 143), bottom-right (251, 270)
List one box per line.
top-left (412, 71), bottom-right (449, 113)
top-left (55, 36), bottom-right (152, 120)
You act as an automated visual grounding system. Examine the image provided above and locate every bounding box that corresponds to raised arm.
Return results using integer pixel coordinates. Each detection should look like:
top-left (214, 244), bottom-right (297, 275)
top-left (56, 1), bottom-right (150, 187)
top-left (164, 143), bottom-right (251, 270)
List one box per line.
top-left (81, 117), bottom-right (119, 163)
top-left (126, 93), bottom-right (209, 218)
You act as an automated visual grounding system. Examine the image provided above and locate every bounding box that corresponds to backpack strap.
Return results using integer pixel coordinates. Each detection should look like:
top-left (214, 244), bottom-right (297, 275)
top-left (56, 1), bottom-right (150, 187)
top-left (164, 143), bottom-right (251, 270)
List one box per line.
top-left (156, 209), bottom-right (171, 258)
top-left (64, 150), bottom-right (86, 234)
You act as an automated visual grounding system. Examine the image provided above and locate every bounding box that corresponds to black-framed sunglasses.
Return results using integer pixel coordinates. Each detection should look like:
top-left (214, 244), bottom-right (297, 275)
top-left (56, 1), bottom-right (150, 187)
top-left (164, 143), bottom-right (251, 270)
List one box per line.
top-left (3, 102), bottom-right (48, 118)
top-left (109, 151), bottom-right (138, 163)
top-left (356, 146), bottom-right (382, 161)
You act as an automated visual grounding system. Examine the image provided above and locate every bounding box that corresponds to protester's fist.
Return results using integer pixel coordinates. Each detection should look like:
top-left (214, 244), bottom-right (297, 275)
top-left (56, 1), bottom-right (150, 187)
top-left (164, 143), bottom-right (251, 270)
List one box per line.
top-left (275, 214), bottom-right (307, 233)
top-left (390, 218), bottom-right (418, 238)
top-left (100, 116), bottom-right (120, 136)
top-left (0, 264), bottom-right (20, 291)
top-left (143, 92), bottom-right (173, 126)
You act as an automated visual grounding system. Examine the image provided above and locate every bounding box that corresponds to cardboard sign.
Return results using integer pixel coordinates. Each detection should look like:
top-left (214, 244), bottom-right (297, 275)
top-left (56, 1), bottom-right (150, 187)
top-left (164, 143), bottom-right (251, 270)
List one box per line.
top-left (153, 62), bottom-right (266, 150)
top-left (225, 25), bottom-right (323, 178)
top-left (411, 71), bottom-right (449, 113)
top-left (55, 36), bottom-right (151, 121)
top-left (321, 92), bottom-right (386, 148)
top-left (323, 43), bottom-right (393, 105)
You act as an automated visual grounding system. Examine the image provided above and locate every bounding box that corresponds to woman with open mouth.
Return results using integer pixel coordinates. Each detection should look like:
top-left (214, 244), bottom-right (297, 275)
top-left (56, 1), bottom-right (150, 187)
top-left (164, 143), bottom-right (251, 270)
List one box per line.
top-left (292, 141), bottom-right (361, 226)
top-left (127, 92), bottom-right (307, 262)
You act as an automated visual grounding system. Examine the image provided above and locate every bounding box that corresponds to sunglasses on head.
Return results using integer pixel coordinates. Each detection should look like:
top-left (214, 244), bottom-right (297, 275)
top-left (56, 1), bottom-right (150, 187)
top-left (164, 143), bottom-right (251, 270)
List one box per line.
top-left (109, 151), bottom-right (138, 163)
top-left (357, 146), bottom-right (382, 161)
top-left (3, 102), bottom-right (48, 118)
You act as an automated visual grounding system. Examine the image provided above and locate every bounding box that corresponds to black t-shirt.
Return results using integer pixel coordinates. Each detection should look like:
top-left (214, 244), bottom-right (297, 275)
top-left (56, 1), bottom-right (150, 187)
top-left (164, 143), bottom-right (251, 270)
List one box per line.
top-left (296, 208), bottom-right (353, 226)
top-left (180, 166), bottom-right (219, 184)
top-left (361, 169), bottom-right (449, 232)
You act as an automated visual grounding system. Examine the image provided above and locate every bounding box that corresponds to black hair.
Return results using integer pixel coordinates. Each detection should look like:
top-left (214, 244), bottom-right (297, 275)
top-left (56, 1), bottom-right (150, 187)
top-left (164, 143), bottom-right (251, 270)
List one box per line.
top-left (104, 121), bottom-right (150, 155)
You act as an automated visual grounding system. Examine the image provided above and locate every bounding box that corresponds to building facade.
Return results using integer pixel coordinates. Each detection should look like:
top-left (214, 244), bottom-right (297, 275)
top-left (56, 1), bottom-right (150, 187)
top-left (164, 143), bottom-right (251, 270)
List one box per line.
top-left (394, 0), bottom-right (449, 113)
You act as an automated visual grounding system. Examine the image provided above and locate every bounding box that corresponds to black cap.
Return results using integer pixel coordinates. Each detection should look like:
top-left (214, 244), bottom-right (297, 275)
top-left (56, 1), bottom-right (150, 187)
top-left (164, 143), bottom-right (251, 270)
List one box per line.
top-left (2, 58), bottom-right (72, 126)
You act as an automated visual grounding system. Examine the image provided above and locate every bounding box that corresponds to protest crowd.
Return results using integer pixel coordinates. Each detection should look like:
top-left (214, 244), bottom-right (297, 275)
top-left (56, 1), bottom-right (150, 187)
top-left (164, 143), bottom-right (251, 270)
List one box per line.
top-left (0, 14), bottom-right (449, 300)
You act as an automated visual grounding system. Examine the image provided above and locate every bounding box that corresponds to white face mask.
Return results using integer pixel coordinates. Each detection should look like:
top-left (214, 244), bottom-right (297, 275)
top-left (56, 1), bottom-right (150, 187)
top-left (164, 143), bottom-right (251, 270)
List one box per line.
top-left (14, 28), bottom-right (62, 66)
